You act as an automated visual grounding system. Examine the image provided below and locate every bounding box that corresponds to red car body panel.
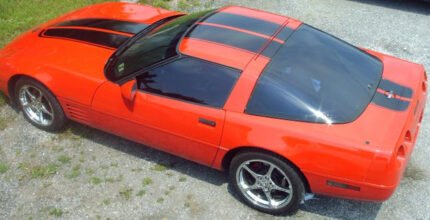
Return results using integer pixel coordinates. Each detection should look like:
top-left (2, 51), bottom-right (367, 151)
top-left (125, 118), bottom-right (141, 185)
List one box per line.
top-left (0, 2), bottom-right (427, 202)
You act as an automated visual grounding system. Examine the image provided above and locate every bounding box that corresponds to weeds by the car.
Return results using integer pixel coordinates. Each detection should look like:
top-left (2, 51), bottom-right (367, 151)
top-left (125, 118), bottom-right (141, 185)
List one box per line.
top-left (151, 164), bottom-right (167, 172)
top-left (57, 155), bottom-right (72, 164)
top-left (119, 187), bottom-right (133, 200)
top-left (0, 162), bottom-right (9, 174)
top-left (142, 177), bottom-right (153, 186)
top-left (48, 207), bottom-right (63, 217)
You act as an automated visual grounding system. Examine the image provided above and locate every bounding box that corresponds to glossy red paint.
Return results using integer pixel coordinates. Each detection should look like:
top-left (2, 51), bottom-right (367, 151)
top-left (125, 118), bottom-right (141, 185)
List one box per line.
top-left (0, 2), bottom-right (427, 203)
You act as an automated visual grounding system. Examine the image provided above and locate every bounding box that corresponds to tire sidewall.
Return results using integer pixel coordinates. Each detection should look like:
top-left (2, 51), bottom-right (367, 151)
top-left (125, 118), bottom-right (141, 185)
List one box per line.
top-left (229, 151), bottom-right (305, 215)
top-left (14, 78), bottom-right (67, 132)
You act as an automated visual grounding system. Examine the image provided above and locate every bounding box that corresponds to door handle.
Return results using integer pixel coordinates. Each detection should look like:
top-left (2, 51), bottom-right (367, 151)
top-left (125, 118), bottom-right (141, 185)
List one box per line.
top-left (198, 118), bottom-right (216, 127)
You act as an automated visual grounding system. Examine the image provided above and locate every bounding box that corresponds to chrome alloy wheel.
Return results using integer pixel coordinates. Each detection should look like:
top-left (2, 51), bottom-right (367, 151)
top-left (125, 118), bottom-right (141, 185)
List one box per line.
top-left (236, 159), bottom-right (293, 209)
top-left (18, 85), bottom-right (54, 126)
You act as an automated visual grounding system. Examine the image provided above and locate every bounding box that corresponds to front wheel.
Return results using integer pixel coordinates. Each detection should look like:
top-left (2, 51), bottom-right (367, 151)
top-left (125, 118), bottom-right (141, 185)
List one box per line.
top-left (15, 78), bottom-right (68, 132)
top-left (229, 151), bottom-right (305, 215)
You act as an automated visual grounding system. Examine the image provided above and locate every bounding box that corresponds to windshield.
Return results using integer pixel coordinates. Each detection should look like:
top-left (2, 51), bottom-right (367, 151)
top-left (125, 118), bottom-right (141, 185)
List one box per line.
top-left (246, 25), bottom-right (383, 124)
top-left (108, 10), bottom-right (214, 81)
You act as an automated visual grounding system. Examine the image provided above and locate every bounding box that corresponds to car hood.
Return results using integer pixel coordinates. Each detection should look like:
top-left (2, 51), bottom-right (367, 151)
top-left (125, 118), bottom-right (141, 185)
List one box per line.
top-left (0, 2), bottom-right (181, 82)
top-left (0, 2), bottom-right (181, 105)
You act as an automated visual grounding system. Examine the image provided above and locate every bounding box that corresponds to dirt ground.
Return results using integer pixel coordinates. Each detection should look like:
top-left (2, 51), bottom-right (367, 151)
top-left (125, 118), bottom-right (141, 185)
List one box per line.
top-left (1, 0), bottom-right (429, 219)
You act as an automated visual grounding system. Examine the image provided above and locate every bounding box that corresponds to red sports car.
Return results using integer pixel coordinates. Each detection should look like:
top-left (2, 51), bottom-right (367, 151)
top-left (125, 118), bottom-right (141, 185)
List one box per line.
top-left (0, 2), bottom-right (427, 215)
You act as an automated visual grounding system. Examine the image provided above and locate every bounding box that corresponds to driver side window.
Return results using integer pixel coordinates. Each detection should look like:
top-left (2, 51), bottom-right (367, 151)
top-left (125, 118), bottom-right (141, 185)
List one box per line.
top-left (137, 57), bottom-right (240, 108)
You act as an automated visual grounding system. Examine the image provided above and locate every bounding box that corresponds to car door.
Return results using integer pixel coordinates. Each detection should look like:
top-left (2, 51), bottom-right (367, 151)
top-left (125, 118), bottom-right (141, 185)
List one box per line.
top-left (91, 56), bottom-right (241, 166)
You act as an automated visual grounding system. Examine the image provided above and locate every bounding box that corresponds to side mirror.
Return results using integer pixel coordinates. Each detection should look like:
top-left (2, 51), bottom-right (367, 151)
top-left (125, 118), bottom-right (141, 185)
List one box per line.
top-left (120, 79), bottom-right (137, 104)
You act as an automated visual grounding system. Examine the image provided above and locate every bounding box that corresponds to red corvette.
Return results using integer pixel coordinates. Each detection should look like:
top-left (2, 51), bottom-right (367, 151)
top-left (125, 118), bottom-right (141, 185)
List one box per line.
top-left (0, 2), bottom-right (427, 215)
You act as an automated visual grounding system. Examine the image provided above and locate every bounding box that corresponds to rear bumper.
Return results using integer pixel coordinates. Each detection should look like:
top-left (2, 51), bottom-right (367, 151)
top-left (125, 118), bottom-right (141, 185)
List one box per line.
top-left (304, 172), bottom-right (397, 201)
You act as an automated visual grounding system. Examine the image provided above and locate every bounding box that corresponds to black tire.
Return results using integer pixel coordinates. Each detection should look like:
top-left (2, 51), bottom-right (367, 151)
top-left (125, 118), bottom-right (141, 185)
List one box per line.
top-left (229, 151), bottom-right (305, 215)
top-left (14, 78), bottom-right (68, 132)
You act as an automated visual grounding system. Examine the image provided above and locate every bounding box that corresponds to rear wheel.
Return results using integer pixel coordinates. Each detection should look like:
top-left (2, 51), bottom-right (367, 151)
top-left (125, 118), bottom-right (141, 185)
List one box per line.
top-left (14, 78), bottom-right (68, 131)
top-left (229, 151), bottom-right (304, 215)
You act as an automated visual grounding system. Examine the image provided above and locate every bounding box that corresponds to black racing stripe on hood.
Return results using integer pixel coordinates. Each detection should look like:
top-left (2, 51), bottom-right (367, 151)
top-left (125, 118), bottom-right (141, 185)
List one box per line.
top-left (202, 12), bottom-right (280, 36)
top-left (187, 25), bottom-right (278, 53)
top-left (55, 19), bottom-right (148, 34)
top-left (378, 79), bottom-right (413, 98)
top-left (42, 28), bottom-right (130, 49)
top-left (372, 92), bottom-right (410, 111)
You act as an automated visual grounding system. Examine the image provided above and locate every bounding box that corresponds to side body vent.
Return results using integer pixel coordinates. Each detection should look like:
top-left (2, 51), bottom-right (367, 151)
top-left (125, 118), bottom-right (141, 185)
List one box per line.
top-left (60, 99), bottom-right (92, 125)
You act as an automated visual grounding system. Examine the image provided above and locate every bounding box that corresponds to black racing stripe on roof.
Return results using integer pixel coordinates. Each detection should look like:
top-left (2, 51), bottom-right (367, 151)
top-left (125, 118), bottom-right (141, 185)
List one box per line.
top-left (203, 12), bottom-right (280, 36)
top-left (42, 28), bottom-right (130, 49)
top-left (261, 27), bottom-right (293, 57)
top-left (55, 19), bottom-right (148, 34)
top-left (187, 25), bottom-right (268, 53)
top-left (372, 92), bottom-right (410, 111)
top-left (379, 79), bottom-right (413, 98)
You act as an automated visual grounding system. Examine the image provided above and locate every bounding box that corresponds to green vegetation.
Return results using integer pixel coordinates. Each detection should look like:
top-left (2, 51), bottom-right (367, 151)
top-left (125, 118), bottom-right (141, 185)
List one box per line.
top-left (151, 164), bottom-right (168, 172)
top-left (0, 117), bottom-right (9, 131)
top-left (178, 0), bottom-right (200, 11)
top-left (179, 176), bottom-right (187, 182)
top-left (136, 189), bottom-right (146, 197)
top-left (119, 187), bottom-right (133, 200)
top-left (0, 92), bottom-right (6, 106)
top-left (29, 163), bottom-right (59, 179)
top-left (48, 207), bottom-right (63, 217)
top-left (140, 0), bottom-right (172, 9)
top-left (142, 177), bottom-right (153, 186)
top-left (156, 197), bottom-right (164, 203)
top-left (0, 162), bottom-right (9, 174)
top-left (102, 198), bottom-right (111, 205)
top-left (90, 176), bottom-right (102, 185)
top-left (66, 165), bottom-right (81, 179)
top-left (57, 155), bottom-right (72, 164)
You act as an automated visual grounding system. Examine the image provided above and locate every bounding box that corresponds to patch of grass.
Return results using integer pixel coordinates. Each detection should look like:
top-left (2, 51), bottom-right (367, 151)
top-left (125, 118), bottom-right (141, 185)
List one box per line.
top-left (166, 172), bottom-right (174, 177)
top-left (48, 207), bottom-right (63, 217)
top-left (142, 177), bottom-right (153, 186)
top-left (179, 176), bottom-right (187, 182)
top-left (57, 155), bottom-right (71, 164)
top-left (102, 198), bottom-right (111, 205)
top-left (66, 165), bottom-right (81, 179)
top-left (0, 117), bottom-right (9, 131)
top-left (105, 175), bottom-right (123, 183)
top-left (178, 0), bottom-right (200, 11)
top-left (30, 163), bottom-right (59, 179)
top-left (156, 197), bottom-right (164, 203)
top-left (86, 168), bottom-right (95, 175)
top-left (119, 187), bottom-right (133, 200)
top-left (0, 92), bottom-right (7, 106)
top-left (136, 189), bottom-right (146, 197)
top-left (90, 177), bottom-right (102, 185)
top-left (0, 162), bottom-right (9, 174)
top-left (131, 167), bottom-right (143, 172)
top-left (140, 0), bottom-right (172, 9)
top-left (110, 162), bottom-right (118, 167)
top-left (151, 164), bottom-right (168, 172)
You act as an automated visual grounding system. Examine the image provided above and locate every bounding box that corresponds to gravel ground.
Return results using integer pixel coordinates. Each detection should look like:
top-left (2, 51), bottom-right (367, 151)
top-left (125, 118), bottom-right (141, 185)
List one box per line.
top-left (1, 0), bottom-right (430, 219)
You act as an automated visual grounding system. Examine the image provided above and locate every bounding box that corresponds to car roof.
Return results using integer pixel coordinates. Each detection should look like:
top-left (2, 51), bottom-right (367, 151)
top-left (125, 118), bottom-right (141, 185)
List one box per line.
top-left (179, 6), bottom-right (302, 70)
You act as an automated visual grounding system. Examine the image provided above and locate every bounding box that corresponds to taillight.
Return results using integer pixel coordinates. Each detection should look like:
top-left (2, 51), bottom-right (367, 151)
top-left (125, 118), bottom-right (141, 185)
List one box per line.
top-left (423, 82), bottom-right (427, 92)
top-left (397, 145), bottom-right (406, 160)
top-left (404, 130), bottom-right (412, 143)
top-left (420, 110), bottom-right (424, 123)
